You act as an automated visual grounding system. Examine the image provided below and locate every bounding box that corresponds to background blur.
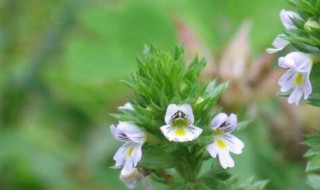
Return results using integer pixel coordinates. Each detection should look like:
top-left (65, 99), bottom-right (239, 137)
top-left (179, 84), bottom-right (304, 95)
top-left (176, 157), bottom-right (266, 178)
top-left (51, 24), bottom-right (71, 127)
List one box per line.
top-left (1, 0), bottom-right (320, 189)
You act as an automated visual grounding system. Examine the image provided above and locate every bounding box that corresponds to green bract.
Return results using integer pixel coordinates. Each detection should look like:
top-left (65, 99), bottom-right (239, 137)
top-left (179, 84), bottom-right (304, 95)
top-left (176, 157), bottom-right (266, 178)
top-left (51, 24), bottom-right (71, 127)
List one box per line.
top-left (110, 45), bottom-right (264, 189)
top-left (303, 131), bottom-right (320, 189)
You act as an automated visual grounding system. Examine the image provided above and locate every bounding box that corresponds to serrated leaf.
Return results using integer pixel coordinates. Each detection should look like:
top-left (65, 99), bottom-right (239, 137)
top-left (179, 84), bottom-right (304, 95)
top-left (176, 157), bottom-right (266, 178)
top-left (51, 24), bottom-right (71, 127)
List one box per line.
top-left (307, 174), bottom-right (320, 190)
top-left (308, 64), bottom-right (320, 106)
top-left (306, 157), bottom-right (320, 172)
top-left (304, 131), bottom-right (320, 172)
top-left (299, 0), bottom-right (317, 15)
top-left (139, 145), bottom-right (178, 169)
top-left (205, 80), bottom-right (229, 98)
top-left (287, 0), bottom-right (298, 6)
top-left (227, 177), bottom-right (268, 190)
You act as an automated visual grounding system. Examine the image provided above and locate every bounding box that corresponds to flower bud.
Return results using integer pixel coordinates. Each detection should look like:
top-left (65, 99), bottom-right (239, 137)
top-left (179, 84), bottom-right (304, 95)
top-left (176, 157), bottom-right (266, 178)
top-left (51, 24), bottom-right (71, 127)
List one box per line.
top-left (304, 18), bottom-right (320, 32)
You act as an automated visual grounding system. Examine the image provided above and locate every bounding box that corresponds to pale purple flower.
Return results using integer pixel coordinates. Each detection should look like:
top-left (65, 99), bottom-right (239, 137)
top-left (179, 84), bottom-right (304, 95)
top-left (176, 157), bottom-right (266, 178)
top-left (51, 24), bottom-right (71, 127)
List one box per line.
top-left (206, 113), bottom-right (244, 169)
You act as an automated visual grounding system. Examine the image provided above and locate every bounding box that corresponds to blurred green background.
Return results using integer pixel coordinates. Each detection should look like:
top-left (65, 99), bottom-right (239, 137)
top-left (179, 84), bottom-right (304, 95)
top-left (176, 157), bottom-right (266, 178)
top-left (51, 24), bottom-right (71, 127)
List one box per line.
top-left (0, 0), bottom-right (314, 189)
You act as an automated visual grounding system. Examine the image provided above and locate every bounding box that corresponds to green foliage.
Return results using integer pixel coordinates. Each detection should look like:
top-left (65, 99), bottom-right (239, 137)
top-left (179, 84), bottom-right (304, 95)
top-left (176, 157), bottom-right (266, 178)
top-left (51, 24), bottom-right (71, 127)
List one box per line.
top-left (284, 0), bottom-right (320, 54)
top-left (227, 177), bottom-right (268, 190)
top-left (0, 0), bottom-right (308, 189)
top-left (116, 45), bottom-right (227, 137)
top-left (111, 45), bottom-right (257, 189)
top-left (303, 131), bottom-right (320, 189)
top-left (139, 144), bottom-right (178, 169)
top-left (114, 45), bottom-right (227, 181)
top-left (303, 131), bottom-right (320, 172)
top-left (308, 64), bottom-right (320, 106)
top-left (306, 174), bottom-right (320, 190)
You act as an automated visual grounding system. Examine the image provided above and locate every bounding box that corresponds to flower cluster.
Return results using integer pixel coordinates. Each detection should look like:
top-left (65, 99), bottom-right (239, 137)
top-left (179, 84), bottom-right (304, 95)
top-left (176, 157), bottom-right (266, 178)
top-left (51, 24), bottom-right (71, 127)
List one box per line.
top-left (108, 46), bottom-right (246, 189)
top-left (110, 103), bottom-right (244, 188)
top-left (267, 8), bottom-right (318, 105)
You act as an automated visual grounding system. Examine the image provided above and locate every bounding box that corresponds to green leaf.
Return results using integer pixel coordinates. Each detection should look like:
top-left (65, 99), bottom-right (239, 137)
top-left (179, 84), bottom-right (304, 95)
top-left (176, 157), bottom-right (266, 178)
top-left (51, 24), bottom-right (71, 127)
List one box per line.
top-left (204, 80), bottom-right (229, 98)
top-left (306, 157), bottom-right (320, 172)
top-left (139, 144), bottom-right (178, 169)
top-left (304, 131), bottom-right (320, 172)
top-left (308, 64), bottom-right (320, 106)
top-left (307, 174), bottom-right (320, 190)
top-left (287, 0), bottom-right (299, 6)
top-left (299, 0), bottom-right (317, 15)
top-left (227, 177), bottom-right (268, 190)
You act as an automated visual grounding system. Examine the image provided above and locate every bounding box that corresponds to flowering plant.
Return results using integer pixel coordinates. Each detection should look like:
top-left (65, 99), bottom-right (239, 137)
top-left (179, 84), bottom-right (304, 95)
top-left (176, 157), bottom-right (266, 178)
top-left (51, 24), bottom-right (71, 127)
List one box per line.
top-left (267, 0), bottom-right (320, 189)
top-left (109, 46), bottom-right (265, 189)
top-left (267, 0), bottom-right (320, 106)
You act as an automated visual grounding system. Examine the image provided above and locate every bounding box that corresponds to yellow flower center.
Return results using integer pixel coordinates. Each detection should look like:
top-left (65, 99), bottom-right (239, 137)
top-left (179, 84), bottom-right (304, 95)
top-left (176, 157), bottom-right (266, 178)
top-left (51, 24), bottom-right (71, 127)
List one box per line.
top-left (214, 128), bottom-right (223, 136)
top-left (216, 139), bottom-right (227, 149)
top-left (174, 128), bottom-right (187, 137)
top-left (143, 134), bottom-right (149, 142)
top-left (126, 147), bottom-right (134, 157)
top-left (295, 73), bottom-right (304, 86)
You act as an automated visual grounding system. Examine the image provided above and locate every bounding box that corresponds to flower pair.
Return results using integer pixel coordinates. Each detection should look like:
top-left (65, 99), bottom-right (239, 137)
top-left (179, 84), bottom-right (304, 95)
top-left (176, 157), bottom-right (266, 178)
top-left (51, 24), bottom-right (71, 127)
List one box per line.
top-left (267, 9), bottom-right (314, 105)
top-left (161, 104), bottom-right (244, 169)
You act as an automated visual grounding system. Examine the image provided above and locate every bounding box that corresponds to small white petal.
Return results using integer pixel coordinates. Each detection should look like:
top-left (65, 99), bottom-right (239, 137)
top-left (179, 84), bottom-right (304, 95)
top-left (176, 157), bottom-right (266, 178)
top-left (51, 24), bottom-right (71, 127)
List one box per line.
top-left (206, 143), bottom-right (218, 158)
top-left (288, 87), bottom-right (303, 105)
top-left (120, 169), bottom-right (144, 189)
top-left (119, 102), bottom-right (134, 110)
top-left (222, 134), bottom-right (244, 154)
top-left (110, 124), bottom-right (122, 141)
top-left (160, 125), bottom-right (202, 142)
top-left (302, 72), bottom-right (312, 99)
top-left (278, 52), bottom-right (312, 72)
top-left (210, 113), bottom-right (228, 130)
top-left (160, 125), bottom-right (174, 141)
top-left (280, 9), bottom-right (302, 30)
top-left (131, 143), bottom-right (143, 167)
top-left (266, 34), bottom-right (290, 54)
top-left (180, 104), bottom-right (195, 124)
top-left (117, 122), bottom-right (145, 143)
top-left (165, 104), bottom-right (195, 125)
top-left (222, 114), bottom-right (237, 133)
top-left (114, 142), bottom-right (143, 174)
top-left (164, 104), bottom-right (180, 124)
top-left (218, 149), bottom-right (235, 169)
top-left (121, 159), bottom-right (135, 176)
top-left (114, 143), bottom-right (129, 167)
top-left (115, 142), bottom-right (143, 176)
top-left (278, 69), bottom-right (295, 92)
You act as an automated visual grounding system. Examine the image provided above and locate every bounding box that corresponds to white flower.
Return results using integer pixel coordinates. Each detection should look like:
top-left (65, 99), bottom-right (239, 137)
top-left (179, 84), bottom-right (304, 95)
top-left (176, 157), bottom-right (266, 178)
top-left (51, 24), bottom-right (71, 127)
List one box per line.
top-left (267, 9), bottom-right (302, 54)
top-left (119, 102), bottom-right (134, 110)
top-left (280, 9), bottom-right (302, 30)
top-left (110, 122), bottom-right (146, 176)
top-left (278, 52), bottom-right (313, 105)
top-left (206, 113), bottom-right (244, 169)
top-left (120, 168), bottom-right (144, 189)
top-left (266, 34), bottom-right (290, 54)
top-left (160, 104), bottom-right (203, 142)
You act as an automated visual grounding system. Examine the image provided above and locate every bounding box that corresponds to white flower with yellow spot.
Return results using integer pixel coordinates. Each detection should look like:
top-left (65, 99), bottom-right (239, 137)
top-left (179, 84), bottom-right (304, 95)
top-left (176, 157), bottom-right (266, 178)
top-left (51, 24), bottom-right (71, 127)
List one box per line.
top-left (278, 52), bottom-right (313, 105)
top-left (160, 104), bottom-right (203, 142)
top-left (110, 122), bottom-right (146, 176)
top-left (206, 113), bottom-right (244, 169)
